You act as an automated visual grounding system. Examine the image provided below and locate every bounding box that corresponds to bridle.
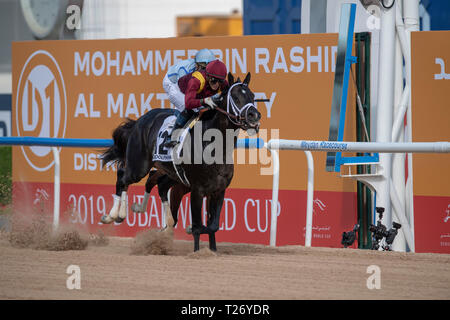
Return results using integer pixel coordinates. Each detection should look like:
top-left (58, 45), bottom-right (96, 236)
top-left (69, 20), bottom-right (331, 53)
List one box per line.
top-left (215, 82), bottom-right (257, 129)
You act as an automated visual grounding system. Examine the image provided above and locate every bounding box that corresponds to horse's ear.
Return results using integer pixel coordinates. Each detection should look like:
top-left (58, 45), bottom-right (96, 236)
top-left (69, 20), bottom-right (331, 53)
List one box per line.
top-left (227, 72), bottom-right (234, 85)
top-left (243, 72), bottom-right (251, 86)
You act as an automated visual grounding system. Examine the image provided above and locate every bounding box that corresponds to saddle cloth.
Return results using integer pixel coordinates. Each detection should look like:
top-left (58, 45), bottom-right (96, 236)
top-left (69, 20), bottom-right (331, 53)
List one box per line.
top-left (152, 115), bottom-right (198, 162)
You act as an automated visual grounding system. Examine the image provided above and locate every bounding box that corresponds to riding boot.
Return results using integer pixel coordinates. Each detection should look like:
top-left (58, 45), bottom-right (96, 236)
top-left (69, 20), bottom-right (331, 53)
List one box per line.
top-left (164, 109), bottom-right (191, 148)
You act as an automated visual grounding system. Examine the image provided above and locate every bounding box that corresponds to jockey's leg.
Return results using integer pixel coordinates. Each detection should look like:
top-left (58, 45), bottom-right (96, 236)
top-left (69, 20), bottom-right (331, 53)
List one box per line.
top-left (164, 74), bottom-right (185, 112)
top-left (164, 109), bottom-right (193, 148)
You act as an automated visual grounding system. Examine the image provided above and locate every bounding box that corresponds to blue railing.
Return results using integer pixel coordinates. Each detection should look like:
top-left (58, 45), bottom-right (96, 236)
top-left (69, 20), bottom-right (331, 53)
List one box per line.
top-left (0, 137), bottom-right (113, 147)
top-left (0, 137), bottom-right (265, 149)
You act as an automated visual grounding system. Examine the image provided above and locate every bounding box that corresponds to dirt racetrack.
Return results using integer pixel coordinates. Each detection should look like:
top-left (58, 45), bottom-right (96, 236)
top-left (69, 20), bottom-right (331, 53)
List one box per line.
top-left (1, 229), bottom-right (449, 300)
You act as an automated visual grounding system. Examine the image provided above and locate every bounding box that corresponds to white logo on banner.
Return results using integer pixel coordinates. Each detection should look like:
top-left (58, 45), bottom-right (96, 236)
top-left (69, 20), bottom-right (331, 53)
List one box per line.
top-left (15, 50), bottom-right (67, 171)
top-left (434, 58), bottom-right (450, 80)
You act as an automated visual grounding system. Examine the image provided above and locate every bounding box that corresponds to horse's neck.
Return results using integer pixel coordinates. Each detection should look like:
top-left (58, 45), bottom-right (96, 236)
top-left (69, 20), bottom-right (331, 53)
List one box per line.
top-left (202, 110), bottom-right (239, 159)
top-left (214, 108), bottom-right (239, 143)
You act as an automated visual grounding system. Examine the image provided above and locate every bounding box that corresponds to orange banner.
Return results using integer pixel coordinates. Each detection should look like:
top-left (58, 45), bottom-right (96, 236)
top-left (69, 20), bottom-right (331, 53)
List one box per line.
top-left (411, 31), bottom-right (450, 197)
top-left (411, 31), bottom-right (450, 253)
top-left (12, 34), bottom-right (356, 192)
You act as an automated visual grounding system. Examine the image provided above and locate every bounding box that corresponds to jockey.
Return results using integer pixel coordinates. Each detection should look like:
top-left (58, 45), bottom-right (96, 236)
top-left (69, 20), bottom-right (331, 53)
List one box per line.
top-left (163, 48), bottom-right (216, 111)
top-left (164, 59), bottom-right (228, 148)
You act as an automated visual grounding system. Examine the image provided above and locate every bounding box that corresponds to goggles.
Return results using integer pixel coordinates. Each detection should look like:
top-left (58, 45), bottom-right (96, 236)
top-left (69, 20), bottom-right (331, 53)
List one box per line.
top-left (209, 77), bottom-right (224, 84)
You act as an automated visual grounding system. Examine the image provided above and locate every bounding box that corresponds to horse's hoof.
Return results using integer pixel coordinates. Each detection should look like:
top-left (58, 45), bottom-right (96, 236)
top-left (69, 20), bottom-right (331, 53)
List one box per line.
top-left (186, 225), bottom-right (192, 235)
top-left (131, 203), bottom-right (143, 213)
top-left (100, 215), bottom-right (114, 224)
top-left (115, 217), bottom-right (125, 223)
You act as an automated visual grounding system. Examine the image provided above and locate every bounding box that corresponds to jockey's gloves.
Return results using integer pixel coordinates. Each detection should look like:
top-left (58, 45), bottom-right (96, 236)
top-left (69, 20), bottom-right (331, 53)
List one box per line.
top-left (202, 97), bottom-right (217, 109)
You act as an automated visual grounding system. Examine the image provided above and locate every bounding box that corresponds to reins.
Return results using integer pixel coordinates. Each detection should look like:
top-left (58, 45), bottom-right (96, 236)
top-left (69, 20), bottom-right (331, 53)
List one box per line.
top-left (215, 82), bottom-right (255, 127)
top-left (215, 107), bottom-right (241, 121)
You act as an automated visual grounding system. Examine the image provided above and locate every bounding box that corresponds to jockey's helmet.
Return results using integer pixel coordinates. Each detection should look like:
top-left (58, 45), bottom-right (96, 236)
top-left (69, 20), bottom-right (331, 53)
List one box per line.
top-left (206, 60), bottom-right (227, 80)
top-left (195, 48), bottom-right (216, 65)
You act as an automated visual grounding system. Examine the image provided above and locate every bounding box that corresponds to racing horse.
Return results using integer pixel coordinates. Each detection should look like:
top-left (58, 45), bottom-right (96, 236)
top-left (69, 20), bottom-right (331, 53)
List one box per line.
top-left (100, 72), bottom-right (261, 251)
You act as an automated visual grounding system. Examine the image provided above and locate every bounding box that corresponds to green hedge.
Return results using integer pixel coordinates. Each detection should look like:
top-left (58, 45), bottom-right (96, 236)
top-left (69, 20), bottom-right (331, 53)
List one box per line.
top-left (0, 146), bottom-right (12, 206)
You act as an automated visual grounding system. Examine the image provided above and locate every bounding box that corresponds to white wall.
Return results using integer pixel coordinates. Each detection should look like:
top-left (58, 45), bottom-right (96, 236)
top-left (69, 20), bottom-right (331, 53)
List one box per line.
top-left (78, 0), bottom-right (243, 40)
top-left (0, 0), bottom-right (34, 94)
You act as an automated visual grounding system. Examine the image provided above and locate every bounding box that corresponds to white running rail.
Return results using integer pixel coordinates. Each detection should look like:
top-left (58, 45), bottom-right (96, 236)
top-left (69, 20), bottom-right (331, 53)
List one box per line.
top-left (267, 139), bottom-right (450, 153)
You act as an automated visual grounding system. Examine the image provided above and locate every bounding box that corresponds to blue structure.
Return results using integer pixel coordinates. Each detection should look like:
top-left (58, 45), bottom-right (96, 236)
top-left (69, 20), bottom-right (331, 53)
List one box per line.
top-left (243, 0), bottom-right (301, 35)
top-left (420, 0), bottom-right (450, 31)
top-left (243, 0), bottom-right (449, 36)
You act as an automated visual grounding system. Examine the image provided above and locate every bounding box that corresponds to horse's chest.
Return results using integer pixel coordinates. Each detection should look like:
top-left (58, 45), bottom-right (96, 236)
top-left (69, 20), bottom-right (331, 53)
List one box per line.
top-left (189, 165), bottom-right (233, 195)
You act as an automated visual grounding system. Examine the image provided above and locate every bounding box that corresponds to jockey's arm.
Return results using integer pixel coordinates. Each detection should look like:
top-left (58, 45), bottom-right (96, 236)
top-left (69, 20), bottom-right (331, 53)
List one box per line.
top-left (184, 78), bottom-right (202, 110)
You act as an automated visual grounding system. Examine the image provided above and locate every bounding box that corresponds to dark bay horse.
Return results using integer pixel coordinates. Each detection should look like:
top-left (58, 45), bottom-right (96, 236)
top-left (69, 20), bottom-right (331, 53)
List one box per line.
top-left (100, 72), bottom-right (261, 251)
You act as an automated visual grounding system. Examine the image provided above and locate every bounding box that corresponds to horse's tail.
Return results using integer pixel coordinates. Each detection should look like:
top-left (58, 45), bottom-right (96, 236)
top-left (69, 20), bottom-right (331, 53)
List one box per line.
top-left (100, 118), bottom-right (137, 168)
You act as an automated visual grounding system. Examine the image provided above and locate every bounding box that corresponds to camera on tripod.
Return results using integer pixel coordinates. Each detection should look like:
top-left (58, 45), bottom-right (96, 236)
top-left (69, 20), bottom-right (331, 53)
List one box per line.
top-left (385, 222), bottom-right (402, 246)
top-left (341, 224), bottom-right (360, 248)
top-left (369, 207), bottom-right (402, 251)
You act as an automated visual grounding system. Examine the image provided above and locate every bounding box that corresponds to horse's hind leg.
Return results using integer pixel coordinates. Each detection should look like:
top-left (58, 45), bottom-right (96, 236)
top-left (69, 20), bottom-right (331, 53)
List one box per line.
top-left (131, 170), bottom-right (161, 213)
top-left (101, 167), bottom-right (126, 224)
top-left (115, 163), bottom-right (151, 223)
top-left (102, 152), bottom-right (151, 224)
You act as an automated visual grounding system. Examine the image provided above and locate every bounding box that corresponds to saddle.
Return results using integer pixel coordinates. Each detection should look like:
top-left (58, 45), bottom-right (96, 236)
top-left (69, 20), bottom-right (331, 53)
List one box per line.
top-left (153, 112), bottom-right (204, 187)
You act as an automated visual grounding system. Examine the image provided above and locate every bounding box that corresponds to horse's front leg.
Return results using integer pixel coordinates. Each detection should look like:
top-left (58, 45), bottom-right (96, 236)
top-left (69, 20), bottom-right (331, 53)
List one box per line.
top-left (169, 183), bottom-right (190, 228)
top-left (157, 175), bottom-right (178, 230)
top-left (206, 190), bottom-right (225, 251)
top-left (190, 189), bottom-right (208, 251)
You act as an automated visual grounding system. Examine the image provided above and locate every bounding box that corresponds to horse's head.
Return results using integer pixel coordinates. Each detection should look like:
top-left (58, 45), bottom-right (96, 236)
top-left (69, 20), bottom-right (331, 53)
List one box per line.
top-left (214, 72), bottom-right (261, 134)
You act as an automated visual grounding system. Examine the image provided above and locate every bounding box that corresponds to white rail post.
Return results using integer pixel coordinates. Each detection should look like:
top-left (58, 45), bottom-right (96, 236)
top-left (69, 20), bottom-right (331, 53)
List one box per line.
top-left (267, 145), bottom-right (279, 247)
top-left (52, 147), bottom-right (60, 233)
top-left (392, 0), bottom-right (407, 251)
top-left (375, 0), bottom-right (396, 230)
top-left (403, 0), bottom-right (420, 252)
top-left (266, 140), bottom-right (315, 248)
top-left (304, 151), bottom-right (314, 247)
